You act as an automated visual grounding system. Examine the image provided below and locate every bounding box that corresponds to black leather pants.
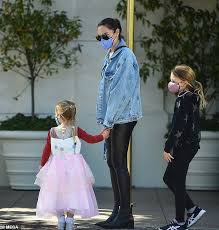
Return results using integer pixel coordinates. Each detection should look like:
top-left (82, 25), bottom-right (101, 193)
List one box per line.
top-left (163, 145), bottom-right (198, 222)
top-left (106, 121), bottom-right (137, 210)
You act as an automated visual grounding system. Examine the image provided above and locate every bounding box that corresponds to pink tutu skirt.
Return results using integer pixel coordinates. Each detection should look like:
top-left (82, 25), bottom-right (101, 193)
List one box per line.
top-left (35, 153), bottom-right (99, 218)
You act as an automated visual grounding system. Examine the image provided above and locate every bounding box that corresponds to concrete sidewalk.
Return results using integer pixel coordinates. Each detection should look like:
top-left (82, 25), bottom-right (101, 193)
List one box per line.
top-left (0, 188), bottom-right (218, 230)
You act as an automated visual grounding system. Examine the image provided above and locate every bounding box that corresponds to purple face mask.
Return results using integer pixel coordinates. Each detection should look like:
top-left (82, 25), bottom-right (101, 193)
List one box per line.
top-left (100, 37), bottom-right (113, 50)
top-left (168, 81), bottom-right (180, 94)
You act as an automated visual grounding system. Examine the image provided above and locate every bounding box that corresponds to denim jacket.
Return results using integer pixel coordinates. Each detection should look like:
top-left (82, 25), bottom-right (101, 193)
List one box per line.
top-left (96, 39), bottom-right (142, 128)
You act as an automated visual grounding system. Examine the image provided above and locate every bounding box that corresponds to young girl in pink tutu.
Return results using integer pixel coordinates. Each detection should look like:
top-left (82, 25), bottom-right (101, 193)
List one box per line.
top-left (35, 100), bottom-right (110, 230)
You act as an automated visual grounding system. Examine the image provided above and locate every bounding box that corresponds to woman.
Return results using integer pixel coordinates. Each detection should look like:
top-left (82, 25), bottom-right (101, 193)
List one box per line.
top-left (95, 18), bottom-right (142, 229)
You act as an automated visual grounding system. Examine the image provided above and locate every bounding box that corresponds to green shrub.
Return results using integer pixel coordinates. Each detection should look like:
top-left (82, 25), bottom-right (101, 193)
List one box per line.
top-left (200, 117), bottom-right (219, 131)
top-left (0, 113), bottom-right (56, 131)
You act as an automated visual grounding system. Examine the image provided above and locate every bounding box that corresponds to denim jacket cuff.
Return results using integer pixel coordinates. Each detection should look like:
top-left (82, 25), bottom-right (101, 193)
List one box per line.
top-left (103, 120), bottom-right (114, 128)
top-left (97, 119), bottom-right (104, 124)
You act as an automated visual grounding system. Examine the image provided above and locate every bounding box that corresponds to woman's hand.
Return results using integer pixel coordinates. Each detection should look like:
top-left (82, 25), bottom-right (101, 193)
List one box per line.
top-left (163, 151), bottom-right (174, 162)
top-left (101, 128), bottom-right (111, 140)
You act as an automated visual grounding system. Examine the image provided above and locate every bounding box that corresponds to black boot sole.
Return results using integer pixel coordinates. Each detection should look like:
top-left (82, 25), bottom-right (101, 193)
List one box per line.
top-left (95, 215), bottom-right (118, 228)
top-left (95, 221), bottom-right (111, 227)
top-left (102, 221), bottom-right (134, 229)
top-left (95, 222), bottom-right (105, 227)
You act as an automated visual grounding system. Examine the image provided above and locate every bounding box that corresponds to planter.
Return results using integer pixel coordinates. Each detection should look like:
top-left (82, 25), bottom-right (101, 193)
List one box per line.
top-left (0, 130), bottom-right (218, 190)
top-left (0, 131), bottom-right (47, 190)
top-left (187, 131), bottom-right (219, 190)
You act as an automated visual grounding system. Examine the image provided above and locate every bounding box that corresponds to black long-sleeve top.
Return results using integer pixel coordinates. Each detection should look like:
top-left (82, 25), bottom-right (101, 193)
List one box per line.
top-left (164, 91), bottom-right (201, 153)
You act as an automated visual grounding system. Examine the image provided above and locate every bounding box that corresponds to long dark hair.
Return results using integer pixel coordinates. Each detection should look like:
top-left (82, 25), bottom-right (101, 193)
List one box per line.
top-left (97, 18), bottom-right (123, 40)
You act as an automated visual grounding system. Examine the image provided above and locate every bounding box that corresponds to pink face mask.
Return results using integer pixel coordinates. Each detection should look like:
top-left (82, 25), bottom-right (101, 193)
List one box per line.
top-left (168, 81), bottom-right (180, 94)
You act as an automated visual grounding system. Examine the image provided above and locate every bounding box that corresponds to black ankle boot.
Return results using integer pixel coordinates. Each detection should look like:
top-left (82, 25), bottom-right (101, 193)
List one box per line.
top-left (102, 206), bottom-right (134, 229)
top-left (95, 205), bottom-right (120, 227)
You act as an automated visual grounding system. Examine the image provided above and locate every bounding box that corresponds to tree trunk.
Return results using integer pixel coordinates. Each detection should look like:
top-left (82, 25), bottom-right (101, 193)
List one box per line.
top-left (26, 49), bottom-right (35, 119)
top-left (30, 76), bottom-right (35, 119)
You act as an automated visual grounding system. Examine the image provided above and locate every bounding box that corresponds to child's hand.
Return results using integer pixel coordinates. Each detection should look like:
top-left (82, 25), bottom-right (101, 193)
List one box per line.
top-left (101, 128), bottom-right (110, 140)
top-left (163, 151), bottom-right (174, 162)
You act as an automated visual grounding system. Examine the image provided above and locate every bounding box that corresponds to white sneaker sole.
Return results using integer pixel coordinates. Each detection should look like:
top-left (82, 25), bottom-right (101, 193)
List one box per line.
top-left (187, 209), bottom-right (206, 228)
top-left (158, 227), bottom-right (188, 230)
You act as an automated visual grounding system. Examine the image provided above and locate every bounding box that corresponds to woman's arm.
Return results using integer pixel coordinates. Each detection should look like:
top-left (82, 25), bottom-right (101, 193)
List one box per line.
top-left (40, 130), bottom-right (51, 166)
top-left (78, 127), bottom-right (105, 143)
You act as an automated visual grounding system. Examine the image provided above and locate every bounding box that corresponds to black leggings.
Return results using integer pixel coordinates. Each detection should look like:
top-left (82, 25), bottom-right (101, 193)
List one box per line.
top-left (106, 121), bottom-right (137, 210)
top-left (163, 145), bottom-right (198, 222)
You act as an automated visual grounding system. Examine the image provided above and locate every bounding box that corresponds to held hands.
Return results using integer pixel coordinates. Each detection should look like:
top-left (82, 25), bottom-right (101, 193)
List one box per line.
top-left (100, 128), bottom-right (111, 140)
top-left (163, 151), bottom-right (174, 162)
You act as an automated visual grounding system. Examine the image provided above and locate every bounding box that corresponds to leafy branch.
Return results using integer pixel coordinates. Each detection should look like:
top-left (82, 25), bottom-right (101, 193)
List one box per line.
top-left (116, 0), bottom-right (219, 96)
top-left (0, 0), bottom-right (82, 117)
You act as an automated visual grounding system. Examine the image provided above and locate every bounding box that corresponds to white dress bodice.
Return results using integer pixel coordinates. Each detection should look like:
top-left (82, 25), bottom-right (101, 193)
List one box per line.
top-left (51, 136), bottom-right (81, 155)
top-left (50, 126), bottom-right (81, 155)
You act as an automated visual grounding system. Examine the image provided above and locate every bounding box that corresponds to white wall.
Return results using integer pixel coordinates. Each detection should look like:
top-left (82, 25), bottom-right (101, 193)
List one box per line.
top-left (0, 0), bottom-right (217, 188)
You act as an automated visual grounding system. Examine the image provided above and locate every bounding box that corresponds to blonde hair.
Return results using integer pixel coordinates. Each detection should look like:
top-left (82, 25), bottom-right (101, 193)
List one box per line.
top-left (55, 100), bottom-right (77, 141)
top-left (171, 65), bottom-right (207, 109)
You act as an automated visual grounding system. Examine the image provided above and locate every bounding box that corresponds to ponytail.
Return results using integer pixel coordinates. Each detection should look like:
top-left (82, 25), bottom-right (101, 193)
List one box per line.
top-left (113, 18), bottom-right (123, 40)
top-left (193, 80), bottom-right (207, 110)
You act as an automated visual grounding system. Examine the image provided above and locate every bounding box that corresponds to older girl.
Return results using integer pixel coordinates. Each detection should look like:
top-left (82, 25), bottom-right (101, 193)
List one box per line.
top-left (159, 65), bottom-right (206, 230)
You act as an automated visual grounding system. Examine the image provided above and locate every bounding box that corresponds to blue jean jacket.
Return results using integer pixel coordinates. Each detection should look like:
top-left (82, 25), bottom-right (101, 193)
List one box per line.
top-left (96, 39), bottom-right (142, 128)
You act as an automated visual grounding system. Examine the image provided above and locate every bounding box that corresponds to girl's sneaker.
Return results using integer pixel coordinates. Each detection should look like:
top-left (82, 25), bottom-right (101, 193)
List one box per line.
top-left (65, 217), bottom-right (74, 230)
top-left (186, 206), bottom-right (206, 228)
top-left (159, 219), bottom-right (188, 230)
top-left (57, 215), bottom-right (65, 230)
